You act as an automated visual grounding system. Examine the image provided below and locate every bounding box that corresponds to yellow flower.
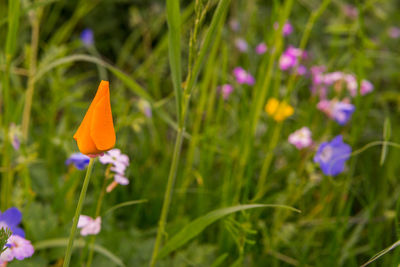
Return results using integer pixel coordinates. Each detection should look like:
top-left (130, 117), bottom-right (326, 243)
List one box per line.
top-left (265, 98), bottom-right (294, 122)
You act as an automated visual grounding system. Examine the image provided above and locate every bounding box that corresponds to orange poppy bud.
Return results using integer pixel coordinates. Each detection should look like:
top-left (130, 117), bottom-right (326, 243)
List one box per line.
top-left (73, 81), bottom-right (116, 156)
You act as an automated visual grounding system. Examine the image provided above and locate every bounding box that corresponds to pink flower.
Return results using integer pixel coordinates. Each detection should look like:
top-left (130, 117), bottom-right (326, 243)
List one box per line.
top-left (343, 4), bottom-right (358, 19)
top-left (297, 65), bottom-right (307, 75)
top-left (274, 21), bottom-right (293, 36)
top-left (219, 84), bottom-right (234, 100)
top-left (288, 127), bottom-right (312, 149)
top-left (255, 43), bottom-right (267, 54)
top-left (0, 235), bottom-right (34, 264)
top-left (279, 46), bottom-right (306, 71)
top-left (77, 215), bottom-right (101, 236)
top-left (360, 80), bottom-right (373, 95)
top-left (388, 27), bottom-right (400, 39)
top-left (229, 19), bottom-right (240, 32)
top-left (233, 67), bottom-right (255, 85)
top-left (344, 74), bottom-right (358, 96)
top-left (99, 149), bottom-right (130, 192)
top-left (235, 38), bottom-right (248, 52)
top-left (323, 71), bottom-right (344, 85)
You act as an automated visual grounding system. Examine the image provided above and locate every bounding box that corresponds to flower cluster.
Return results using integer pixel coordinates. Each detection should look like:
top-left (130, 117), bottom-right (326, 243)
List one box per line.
top-left (265, 98), bottom-right (294, 122)
top-left (233, 67), bottom-right (255, 86)
top-left (279, 46), bottom-right (307, 75)
top-left (0, 208), bottom-right (34, 265)
top-left (99, 149), bottom-right (130, 192)
top-left (288, 127), bottom-right (313, 150)
top-left (77, 215), bottom-right (101, 236)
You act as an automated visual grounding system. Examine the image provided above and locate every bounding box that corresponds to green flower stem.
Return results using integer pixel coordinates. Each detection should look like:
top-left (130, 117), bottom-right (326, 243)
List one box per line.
top-left (63, 158), bottom-right (95, 267)
top-left (85, 168), bottom-right (109, 267)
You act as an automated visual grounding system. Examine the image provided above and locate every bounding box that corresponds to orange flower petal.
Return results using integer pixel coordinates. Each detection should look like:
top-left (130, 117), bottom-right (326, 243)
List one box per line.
top-left (73, 80), bottom-right (115, 155)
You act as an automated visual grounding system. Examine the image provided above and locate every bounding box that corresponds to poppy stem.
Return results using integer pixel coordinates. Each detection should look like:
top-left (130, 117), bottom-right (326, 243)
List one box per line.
top-left (63, 158), bottom-right (95, 267)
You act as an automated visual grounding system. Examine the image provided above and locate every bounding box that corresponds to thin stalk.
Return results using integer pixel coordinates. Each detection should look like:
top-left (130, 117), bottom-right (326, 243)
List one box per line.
top-left (22, 8), bottom-right (41, 140)
top-left (149, 128), bottom-right (184, 267)
top-left (63, 158), bottom-right (95, 267)
top-left (85, 168), bottom-right (110, 267)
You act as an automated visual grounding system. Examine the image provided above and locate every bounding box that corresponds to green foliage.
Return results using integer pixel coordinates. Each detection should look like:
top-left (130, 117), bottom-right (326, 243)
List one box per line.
top-left (1, 0), bottom-right (400, 266)
top-left (0, 227), bottom-right (11, 256)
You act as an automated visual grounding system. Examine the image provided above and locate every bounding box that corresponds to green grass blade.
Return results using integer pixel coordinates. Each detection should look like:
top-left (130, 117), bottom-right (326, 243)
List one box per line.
top-left (360, 240), bottom-right (400, 267)
top-left (157, 204), bottom-right (300, 259)
top-left (380, 117), bottom-right (391, 165)
top-left (5, 0), bottom-right (20, 59)
top-left (185, 0), bottom-right (231, 94)
top-left (104, 199), bottom-right (148, 216)
top-left (34, 238), bottom-right (126, 267)
top-left (34, 54), bottom-right (153, 101)
top-left (166, 0), bottom-right (182, 122)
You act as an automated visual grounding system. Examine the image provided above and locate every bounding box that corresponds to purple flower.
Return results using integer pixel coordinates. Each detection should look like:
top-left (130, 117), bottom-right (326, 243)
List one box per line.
top-left (219, 84), bottom-right (234, 100)
top-left (65, 153), bottom-right (90, 170)
top-left (138, 99), bottom-right (152, 118)
top-left (0, 235), bottom-right (34, 264)
top-left (332, 101), bottom-right (355, 125)
top-left (274, 21), bottom-right (293, 36)
top-left (314, 135), bottom-right (351, 176)
top-left (388, 27), bottom-right (400, 39)
top-left (80, 28), bottom-right (94, 46)
top-left (288, 127), bottom-right (312, 149)
top-left (77, 215), bottom-right (101, 236)
top-left (233, 67), bottom-right (255, 85)
top-left (255, 43), bottom-right (267, 54)
top-left (235, 38), bottom-right (248, 52)
top-left (317, 99), bottom-right (355, 125)
top-left (0, 208), bottom-right (25, 238)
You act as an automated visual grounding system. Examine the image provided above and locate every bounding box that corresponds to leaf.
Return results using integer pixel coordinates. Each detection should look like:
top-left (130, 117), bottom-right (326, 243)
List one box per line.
top-left (380, 117), bottom-right (391, 165)
top-left (5, 0), bottom-right (20, 59)
top-left (34, 238), bottom-right (125, 267)
top-left (360, 239), bottom-right (400, 267)
top-left (157, 204), bottom-right (300, 259)
top-left (104, 199), bottom-right (148, 216)
top-left (166, 0), bottom-right (183, 121)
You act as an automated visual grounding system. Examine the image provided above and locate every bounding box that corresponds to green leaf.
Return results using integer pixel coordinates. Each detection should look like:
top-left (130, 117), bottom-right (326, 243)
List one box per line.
top-left (34, 238), bottom-right (125, 267)
top-left (157, 204), bottom-right (300, 259)
top-left (380, 117), bottom-right (391, 165)
top-left (360, 239), bottom-right (400, 267)
top-left (166, 0), bottom-right (182, 122)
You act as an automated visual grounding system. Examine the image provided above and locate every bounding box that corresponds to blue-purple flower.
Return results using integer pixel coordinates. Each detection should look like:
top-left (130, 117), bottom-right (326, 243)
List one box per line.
top-left (314, 135), bottom-right (351, 176)
top-left (331, 101), bottom-right (355, 125)
top-left (65, 153), bottom-right (90, 170)
top-left (0, 207), bottom-right (25, 238)
top-left (80, 28), bottom-right (94, 46)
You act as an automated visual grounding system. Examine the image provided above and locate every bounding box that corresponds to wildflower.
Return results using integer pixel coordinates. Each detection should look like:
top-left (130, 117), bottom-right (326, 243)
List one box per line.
top-left (265, 98), bottom-right (294, 122)
top-left (65, 153), bottom-right (90, 170)
top-left (279, 46), bottom-right (305, 71)
top-left (360, 80), bottom-right (374, 95)
top-left (233, 67), bottom-right (255, 85)
top-left (0, 235), bottom-right (34, 264)
top-left (73, 81), bottom-right (116, 156)
top-left (288, 127), bottom-right (312, 149)
top-left (80, 28), bottom-right (94, 46)
top-left (219, 84), bottom-right (234, 100)
top-left (138, 99), bottom-right (152, 118)
top-left (77, 215), bottom-right (101, 236)
top-left (0, 208), bottom-right (25, 238)
top-left (9, 124), bottom-right (20, 151)
top-left (235, 38), bottom-right (248, 52)
top-left (99, 149), bottom-right (130, 192)
top-left (274, 21), bottom-right (293, 36)
top-left (343, 4), bottom-right (358, 19)
top-left (388, 26), bottom-right (400, 39)
top-left (229, 19), bottom-right (240, 32)
top-left (255, 43), bottom-right (267, 54)
top-left (314, 135), bottom-right (351, 176)
top-left (317, 99), bottom-right (355, 125)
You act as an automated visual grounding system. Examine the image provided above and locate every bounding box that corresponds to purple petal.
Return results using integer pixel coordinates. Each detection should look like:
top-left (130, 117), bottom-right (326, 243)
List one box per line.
top-left (2, 207), bottom-right (22, 226)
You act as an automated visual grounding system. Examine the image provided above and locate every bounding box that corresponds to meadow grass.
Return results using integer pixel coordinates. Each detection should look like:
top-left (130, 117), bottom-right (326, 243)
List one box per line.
top-left (1, 0), bottom-right (400, 266)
